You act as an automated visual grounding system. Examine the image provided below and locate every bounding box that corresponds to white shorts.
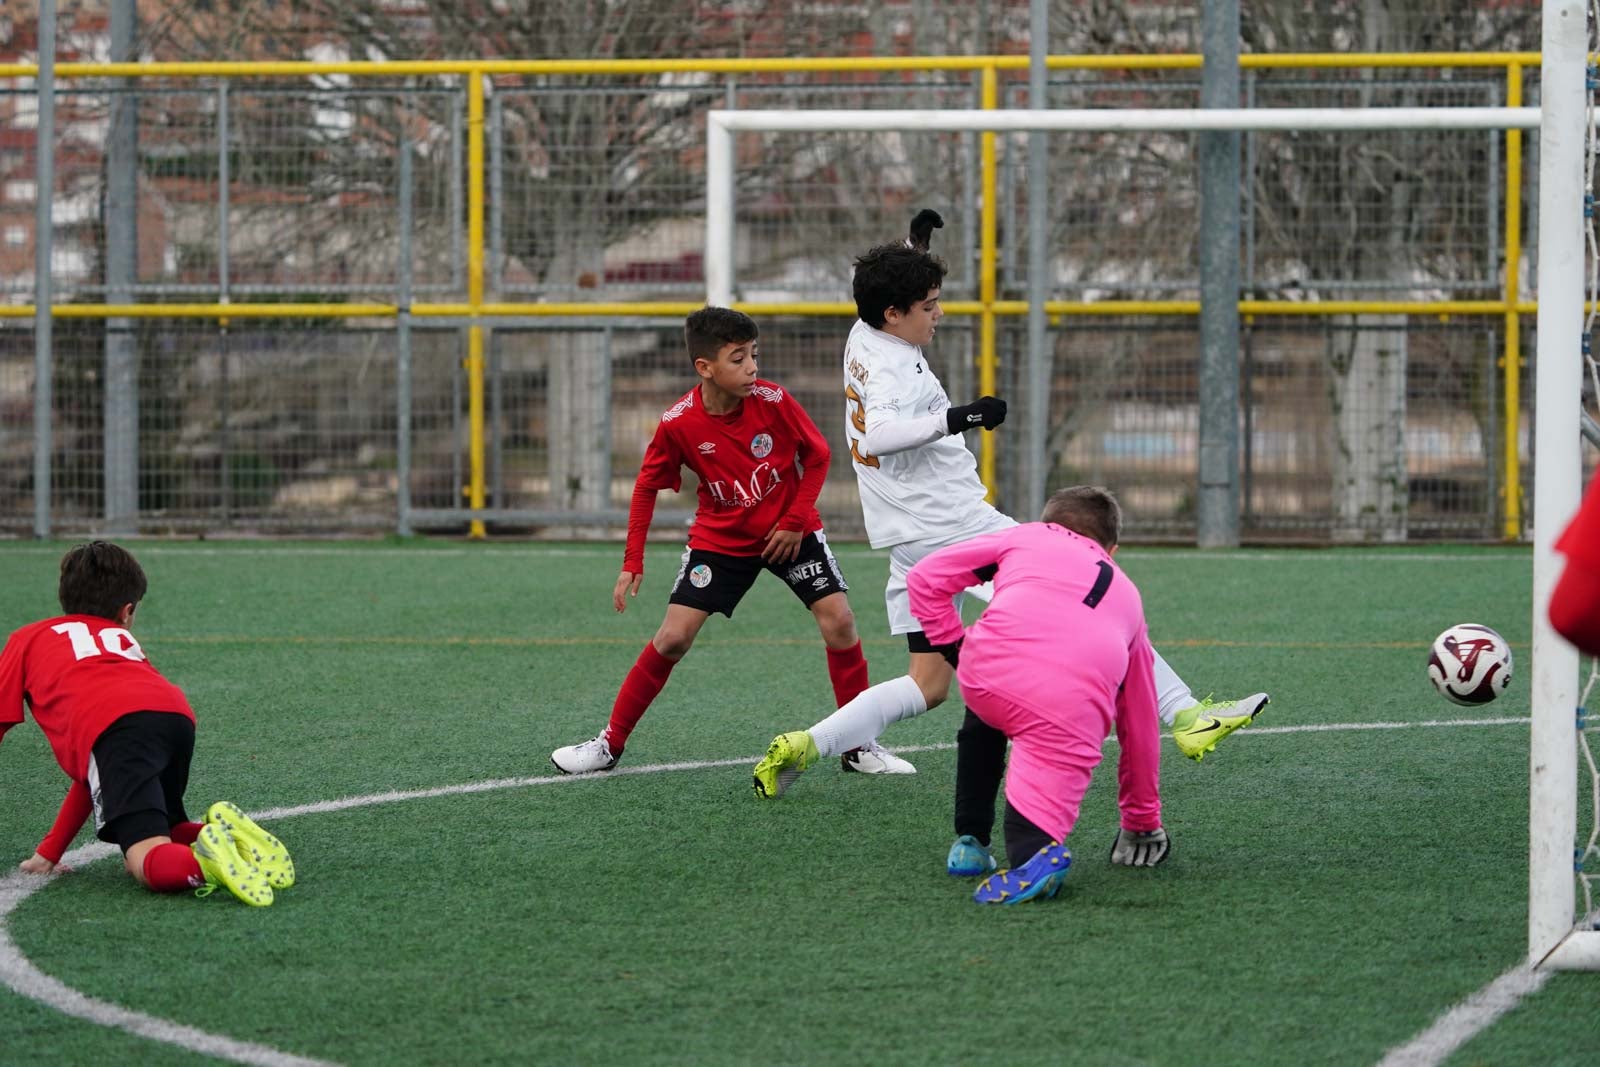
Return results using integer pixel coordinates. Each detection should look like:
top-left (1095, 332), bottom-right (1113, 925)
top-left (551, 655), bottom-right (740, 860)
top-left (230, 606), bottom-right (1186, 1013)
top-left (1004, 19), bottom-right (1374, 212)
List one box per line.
top-left (883, 506), bottom-right (1018, 635)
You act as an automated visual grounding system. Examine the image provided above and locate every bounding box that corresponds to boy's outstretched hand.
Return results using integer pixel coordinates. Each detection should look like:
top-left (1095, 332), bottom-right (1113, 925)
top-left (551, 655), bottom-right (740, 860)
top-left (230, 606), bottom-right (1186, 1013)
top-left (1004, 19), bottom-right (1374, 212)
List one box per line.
top-left (761, 527), bottom-right (803, 564)
top-left (613, 571), bottom-right (643, 613)
top-left (19, 852), bottom-right (64, 875)
top-left (1109, 827), bottom-right (1170, 867)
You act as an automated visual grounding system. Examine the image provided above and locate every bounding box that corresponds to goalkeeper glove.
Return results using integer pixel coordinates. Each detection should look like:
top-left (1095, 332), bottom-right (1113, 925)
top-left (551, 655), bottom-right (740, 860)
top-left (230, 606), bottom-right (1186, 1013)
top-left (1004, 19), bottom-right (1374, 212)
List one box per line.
top-left (934, 637), bottom-right (963, 669)
top-left (1109, 827), bottom-right (1170, 868)
top-left (946, 396), bottom-right (1007, 434)
top-left (907, 208), bottom-right (944, 252)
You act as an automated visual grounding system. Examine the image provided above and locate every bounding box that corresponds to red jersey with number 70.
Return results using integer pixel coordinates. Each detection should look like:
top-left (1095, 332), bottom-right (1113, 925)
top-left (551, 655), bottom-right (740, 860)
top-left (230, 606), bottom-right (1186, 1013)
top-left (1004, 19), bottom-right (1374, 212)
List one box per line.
top-left (0, 615), bottom-right (195, 781)
top-left (623, 380), bottom-right (830, 572)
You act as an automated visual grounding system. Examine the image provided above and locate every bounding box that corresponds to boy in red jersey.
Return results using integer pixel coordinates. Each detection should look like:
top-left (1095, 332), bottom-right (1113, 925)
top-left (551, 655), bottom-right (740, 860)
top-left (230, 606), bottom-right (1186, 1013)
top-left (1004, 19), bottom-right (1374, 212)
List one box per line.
top-left (1551, 473), bottom-right (1600, 656)
top-left (550, 306), bottom-right (872, 773)
top-left (2, 541), bottom-right (293, 906)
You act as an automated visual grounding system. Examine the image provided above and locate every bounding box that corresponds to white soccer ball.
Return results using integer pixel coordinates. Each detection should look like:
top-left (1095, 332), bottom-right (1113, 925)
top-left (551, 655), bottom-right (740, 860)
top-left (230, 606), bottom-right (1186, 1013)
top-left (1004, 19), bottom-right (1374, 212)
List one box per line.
top-left (1427, 623), bottom-right (1514, 706)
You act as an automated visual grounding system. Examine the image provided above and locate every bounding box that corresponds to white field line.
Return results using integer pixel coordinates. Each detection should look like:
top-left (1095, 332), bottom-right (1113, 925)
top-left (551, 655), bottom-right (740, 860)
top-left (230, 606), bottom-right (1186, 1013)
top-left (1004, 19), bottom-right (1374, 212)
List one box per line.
top-left (1374, 965), bottom-right (1552, 1067)
top-left (0, 717), bottom-right (1540, 1065)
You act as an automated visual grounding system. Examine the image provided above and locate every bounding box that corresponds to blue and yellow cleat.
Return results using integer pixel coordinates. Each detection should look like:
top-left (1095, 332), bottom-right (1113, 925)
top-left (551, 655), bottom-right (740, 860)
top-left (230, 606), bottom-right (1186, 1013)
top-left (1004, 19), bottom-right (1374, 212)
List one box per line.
top-left (947, 835), bottom-right (999, 877)
top-left (972, 843), bottom-right (1072, 905)
top-left (1171, 693), bottom-right (1269, 761)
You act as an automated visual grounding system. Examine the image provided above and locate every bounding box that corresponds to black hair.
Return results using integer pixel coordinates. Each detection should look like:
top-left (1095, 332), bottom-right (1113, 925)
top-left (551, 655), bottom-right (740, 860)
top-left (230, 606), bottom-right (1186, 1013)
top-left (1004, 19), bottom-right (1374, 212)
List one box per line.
top-left (58, 541), bottom-right (148, 620)
top-left (851, 244), bottom-right (948, 328)
top-left (684, 306), bottom-right (759, 363)
top-left (1041, 486), bottom-right (1122, 550)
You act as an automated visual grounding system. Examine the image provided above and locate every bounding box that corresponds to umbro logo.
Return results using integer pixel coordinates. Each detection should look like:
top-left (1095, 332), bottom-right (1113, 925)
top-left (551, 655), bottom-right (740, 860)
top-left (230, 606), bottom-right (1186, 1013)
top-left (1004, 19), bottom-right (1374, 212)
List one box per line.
top-left (698, 442), bottom-right (716, 454)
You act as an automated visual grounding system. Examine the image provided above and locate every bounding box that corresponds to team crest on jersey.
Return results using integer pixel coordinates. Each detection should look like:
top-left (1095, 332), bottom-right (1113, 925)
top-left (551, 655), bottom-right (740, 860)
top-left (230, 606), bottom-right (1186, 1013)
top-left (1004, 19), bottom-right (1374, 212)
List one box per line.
top-left (689, 564), bottom-right (713, 588)
top-left (750, 433), bottom-right (773, 458)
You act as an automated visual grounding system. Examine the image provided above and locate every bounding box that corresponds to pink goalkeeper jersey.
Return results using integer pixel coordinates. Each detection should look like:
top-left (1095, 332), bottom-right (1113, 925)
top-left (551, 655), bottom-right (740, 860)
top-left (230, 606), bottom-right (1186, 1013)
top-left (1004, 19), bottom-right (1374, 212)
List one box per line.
top-left (905, 522), bottom-right (1161, 828)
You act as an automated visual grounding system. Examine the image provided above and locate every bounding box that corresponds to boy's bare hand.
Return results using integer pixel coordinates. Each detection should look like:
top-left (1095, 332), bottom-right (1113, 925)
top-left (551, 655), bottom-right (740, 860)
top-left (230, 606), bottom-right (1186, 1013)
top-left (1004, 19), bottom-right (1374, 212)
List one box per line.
top-left (613, 571), bottom-right (643, 613)
top-left (761, 528), bottom-right (803, 564)
top-left (19, 852), bottom-right (61, 875)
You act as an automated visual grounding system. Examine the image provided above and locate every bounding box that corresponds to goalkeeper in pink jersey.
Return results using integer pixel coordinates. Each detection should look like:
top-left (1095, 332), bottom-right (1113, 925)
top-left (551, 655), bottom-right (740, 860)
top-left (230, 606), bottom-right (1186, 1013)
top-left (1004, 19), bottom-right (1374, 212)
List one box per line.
top-left (906, 486), bottom-right (1169, 904)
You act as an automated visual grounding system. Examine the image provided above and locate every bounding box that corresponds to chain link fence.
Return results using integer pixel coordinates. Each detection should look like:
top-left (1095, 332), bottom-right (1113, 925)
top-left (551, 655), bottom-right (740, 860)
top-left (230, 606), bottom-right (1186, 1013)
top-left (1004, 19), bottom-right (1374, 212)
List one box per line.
top-left (0, 57), bottom-right (1559, 540)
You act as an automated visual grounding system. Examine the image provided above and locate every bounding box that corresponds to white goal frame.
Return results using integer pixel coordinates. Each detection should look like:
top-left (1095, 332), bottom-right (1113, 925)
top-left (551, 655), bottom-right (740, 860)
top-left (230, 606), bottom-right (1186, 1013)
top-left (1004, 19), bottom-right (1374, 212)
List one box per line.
top-left (1530, 0), bottom-right (1599, 972)
top-left (703, 76), bottom-right (1595, 972)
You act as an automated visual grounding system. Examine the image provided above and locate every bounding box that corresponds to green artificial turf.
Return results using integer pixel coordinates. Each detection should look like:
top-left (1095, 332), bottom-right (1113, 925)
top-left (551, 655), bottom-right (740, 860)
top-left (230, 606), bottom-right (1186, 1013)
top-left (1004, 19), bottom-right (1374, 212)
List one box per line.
top-left (0, 541), bottom-right (1592, 1065)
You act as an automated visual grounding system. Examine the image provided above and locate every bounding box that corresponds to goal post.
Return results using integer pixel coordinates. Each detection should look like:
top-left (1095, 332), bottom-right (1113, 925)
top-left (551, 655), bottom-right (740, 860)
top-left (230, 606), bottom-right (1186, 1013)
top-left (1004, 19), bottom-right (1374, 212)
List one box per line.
top-left (1530, 0), bottom-right (1600, 972)
top-left (704, 89), bottom-right (1599, 971)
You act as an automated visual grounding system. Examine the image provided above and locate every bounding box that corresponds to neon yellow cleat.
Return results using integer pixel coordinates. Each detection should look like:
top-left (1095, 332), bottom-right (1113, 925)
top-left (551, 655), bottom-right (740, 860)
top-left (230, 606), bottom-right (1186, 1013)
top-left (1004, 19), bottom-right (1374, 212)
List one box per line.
top-left (207, 801), bottom-right (295, 890)
top-left (192, 823), bottom-right (274, 906)
top-left (1171, 693), bottom-right (1269, 761)
top-left (752, 730), bottom-right (820, 799)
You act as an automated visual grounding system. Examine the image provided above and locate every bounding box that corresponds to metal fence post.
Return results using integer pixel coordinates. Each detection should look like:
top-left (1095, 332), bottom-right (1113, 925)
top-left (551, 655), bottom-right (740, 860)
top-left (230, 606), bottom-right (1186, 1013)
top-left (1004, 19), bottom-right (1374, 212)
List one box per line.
top-left (398, 137), bottom-right (414, 536)
top-left (1197, 0), bottom-right (1243, 547)
top-left (32, 0), bottom-right (57, 540)
top-left (103, 0), bottom-right (138, 534)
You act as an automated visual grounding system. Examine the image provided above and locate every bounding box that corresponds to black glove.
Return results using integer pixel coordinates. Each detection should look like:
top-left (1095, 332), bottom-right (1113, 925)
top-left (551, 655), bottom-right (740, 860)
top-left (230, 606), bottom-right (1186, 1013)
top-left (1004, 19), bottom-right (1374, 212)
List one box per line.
top-left (908, 208), bottom-right (944, 252)
top-left (934, 637), bottom-right (963, 669)
top-left (1109, 827), bottom-right (1171, 868)
top-left (946, 396), bottom-right (1007, 434)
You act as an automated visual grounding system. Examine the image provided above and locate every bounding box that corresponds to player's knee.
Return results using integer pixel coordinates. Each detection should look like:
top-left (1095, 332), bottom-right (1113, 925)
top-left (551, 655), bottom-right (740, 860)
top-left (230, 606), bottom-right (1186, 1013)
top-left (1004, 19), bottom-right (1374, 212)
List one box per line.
top-left (651, 630), bottom-right (695, 660)
top-left (812, 597), bottom-right (858, 646)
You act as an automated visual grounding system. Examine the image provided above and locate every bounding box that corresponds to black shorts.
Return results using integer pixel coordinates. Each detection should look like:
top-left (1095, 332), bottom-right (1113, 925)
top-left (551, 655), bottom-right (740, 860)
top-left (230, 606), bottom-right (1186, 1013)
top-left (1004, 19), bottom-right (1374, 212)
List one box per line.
top-left (87, 710), bottom-right (196, 852)
top-left (668, 531), bottom-right (849, 618)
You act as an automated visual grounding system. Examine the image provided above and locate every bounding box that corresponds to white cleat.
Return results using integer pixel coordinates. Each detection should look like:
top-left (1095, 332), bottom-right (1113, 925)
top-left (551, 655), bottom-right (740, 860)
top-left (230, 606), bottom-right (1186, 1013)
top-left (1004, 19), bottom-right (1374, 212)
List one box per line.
top-left (841, 739), bottom-right (916, 775)
top-left (551, 735), bottom-right (619, 774)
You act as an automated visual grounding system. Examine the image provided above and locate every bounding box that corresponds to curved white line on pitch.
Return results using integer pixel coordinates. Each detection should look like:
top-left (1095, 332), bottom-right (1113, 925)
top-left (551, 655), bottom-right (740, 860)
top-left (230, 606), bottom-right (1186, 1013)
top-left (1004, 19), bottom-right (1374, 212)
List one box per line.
top-left (0, 852), bottom-right (337, 1067)
top-left (0, 719), bottom-right (1538, 1065)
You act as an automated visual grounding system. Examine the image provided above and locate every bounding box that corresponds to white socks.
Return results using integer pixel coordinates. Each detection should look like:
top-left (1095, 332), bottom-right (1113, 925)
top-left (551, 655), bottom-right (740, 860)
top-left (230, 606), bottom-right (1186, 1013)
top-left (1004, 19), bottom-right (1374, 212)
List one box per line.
top-left (1152, 647), bottom-right (1194, 726)
top-left (809, 675), bottom-right (929, 757)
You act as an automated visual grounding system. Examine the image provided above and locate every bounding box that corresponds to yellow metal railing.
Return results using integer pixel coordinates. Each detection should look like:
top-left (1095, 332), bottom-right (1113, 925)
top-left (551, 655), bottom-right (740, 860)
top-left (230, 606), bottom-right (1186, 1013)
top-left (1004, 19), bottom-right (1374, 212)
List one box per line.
top-left (0, 51), bottom-right (1547, 537)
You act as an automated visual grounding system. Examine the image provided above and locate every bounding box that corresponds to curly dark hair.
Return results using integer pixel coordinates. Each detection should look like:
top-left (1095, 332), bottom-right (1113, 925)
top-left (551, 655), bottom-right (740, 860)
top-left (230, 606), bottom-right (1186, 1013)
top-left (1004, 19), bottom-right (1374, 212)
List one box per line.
top-left (851, 244), bottom-right (947, 328)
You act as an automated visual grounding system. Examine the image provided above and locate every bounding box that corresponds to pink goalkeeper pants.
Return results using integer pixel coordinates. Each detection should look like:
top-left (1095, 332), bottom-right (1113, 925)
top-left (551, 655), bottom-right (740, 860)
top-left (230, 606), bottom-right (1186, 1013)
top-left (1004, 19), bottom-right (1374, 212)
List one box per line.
top-left (962, 680), bottom-right (1107, 843)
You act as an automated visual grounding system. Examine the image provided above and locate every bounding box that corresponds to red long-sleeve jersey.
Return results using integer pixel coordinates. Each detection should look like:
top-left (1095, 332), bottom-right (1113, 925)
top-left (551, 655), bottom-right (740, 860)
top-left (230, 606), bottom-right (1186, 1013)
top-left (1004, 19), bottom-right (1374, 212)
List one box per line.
top-left (0, 615), bottom-right (195, 862)
top-left (1551, 474), bottom-right (1600, 656)
top-left (624, 380), bottom-right (830, 573)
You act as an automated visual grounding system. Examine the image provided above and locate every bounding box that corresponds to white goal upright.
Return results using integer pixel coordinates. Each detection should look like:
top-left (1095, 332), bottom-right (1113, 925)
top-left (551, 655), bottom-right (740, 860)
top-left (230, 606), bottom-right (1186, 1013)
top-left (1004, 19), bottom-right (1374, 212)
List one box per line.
top-left (1529, 0), bottom-right (1600, 972)
top-left (704, 40), bottom-right (1598, 970)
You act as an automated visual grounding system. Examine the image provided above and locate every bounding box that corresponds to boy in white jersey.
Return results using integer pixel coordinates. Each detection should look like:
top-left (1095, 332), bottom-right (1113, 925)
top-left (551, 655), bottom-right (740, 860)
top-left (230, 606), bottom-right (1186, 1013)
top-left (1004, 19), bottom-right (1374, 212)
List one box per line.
top-left (753, 211), bottom-right (1268, 877)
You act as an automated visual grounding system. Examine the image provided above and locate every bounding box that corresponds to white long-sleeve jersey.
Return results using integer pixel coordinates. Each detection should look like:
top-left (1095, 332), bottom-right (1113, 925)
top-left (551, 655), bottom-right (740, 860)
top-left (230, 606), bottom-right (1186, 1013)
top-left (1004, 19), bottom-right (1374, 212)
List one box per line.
top-left (842, 318), bottom-right (996, 548)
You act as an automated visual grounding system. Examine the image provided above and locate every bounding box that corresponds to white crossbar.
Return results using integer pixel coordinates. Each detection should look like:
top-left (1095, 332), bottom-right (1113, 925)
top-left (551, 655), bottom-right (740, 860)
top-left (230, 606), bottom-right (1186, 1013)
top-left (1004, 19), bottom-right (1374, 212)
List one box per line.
top-left (709, 106), bottom-right (1541, 134)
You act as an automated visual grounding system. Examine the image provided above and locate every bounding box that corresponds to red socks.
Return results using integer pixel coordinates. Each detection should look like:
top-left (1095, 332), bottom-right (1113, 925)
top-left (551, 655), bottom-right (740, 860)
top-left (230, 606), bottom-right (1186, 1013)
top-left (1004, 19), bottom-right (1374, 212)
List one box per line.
top-left (603, 642), bottom-right (678, 753)
top-left (169, 821), bottom-right (204, 845)
top-left (599, 639), bottom-right (865, 753)
top-left (142, 841), bottom-right (205, 893)
top-left (826, 640), bottom-right (870, 708)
